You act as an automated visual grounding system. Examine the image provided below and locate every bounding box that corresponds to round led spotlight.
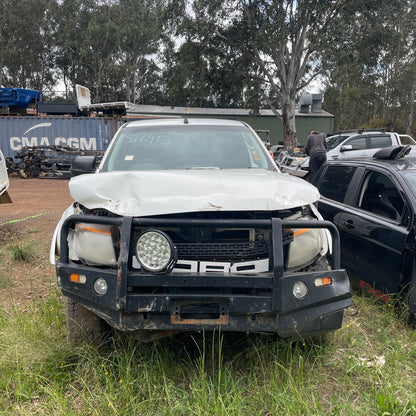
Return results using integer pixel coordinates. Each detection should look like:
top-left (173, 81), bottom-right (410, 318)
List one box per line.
top-left (136, 230), bottom-right (177, 273)
top-left (293, 281), bottom-right (308, 299)
top-left (94, 278), bottom-right (108, 295)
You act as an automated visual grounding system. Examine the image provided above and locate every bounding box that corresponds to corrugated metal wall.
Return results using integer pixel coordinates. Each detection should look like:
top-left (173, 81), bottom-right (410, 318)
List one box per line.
top-left (174, 114), bottom-right (334, 147)
top-left (0, 117), bottom-right (122, 159)
top-left (222, 114), bottom-right (334, 147)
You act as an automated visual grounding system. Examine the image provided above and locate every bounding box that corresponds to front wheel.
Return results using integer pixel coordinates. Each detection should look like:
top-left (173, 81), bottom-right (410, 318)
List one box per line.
top-left (65, 298), bottom-right (111, 345)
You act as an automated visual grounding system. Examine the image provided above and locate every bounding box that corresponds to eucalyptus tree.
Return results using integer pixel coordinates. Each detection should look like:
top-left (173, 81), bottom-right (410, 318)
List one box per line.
top-left (0, 0), bottom-right (57, 90)
top-left (163, 0), bottom-right (265, 110)
top-left (386, 1), bottom-right (416, 135)
top-left (322, 0), bottom-right (416, 134)
top-left (54, 0), bottom-right (97, 98)
top-left (175, 0), bottom-right (352, 148)
top-left (0, 0), bottom-right (14, 86)
top-left (114, 0), bottom-right (165, 103)
top-left (54, 0), bottom-right (167, 102)
top-left (82, 2), bottom-right (120, 101)
top-left (239, 0), bottom-right (356, 148)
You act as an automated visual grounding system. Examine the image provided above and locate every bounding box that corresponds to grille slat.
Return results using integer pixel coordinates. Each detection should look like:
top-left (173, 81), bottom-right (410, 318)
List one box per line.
top-left (173, 240), bottom-right (269, 261)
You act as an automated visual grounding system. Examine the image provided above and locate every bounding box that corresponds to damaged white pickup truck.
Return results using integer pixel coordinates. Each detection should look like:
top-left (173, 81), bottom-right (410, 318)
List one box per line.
top-left (50, 118), bottom-right (351, 344)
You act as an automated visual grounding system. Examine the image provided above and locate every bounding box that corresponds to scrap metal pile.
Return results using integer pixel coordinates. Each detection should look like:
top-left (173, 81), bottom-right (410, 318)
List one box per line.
top-left (274, 148), bottom-right (309, 178)
top-left (6, 145), bottom-right (104, 178)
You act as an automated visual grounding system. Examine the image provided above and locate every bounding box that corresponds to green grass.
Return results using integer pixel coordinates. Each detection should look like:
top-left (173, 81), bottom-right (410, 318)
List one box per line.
top-left (8, 241), bottom-right (37, 262)
top-left (0, 289), bottom-right (416, 415)
top-left (0, 276), bottom-right (14, 290)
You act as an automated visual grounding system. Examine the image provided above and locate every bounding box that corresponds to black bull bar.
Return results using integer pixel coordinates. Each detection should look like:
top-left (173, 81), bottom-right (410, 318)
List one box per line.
top-left (56, 215), bottom-right (352, 338)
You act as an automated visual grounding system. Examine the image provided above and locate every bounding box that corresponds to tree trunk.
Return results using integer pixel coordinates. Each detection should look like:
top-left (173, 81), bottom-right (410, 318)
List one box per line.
top-left (281, 95), bottom-right (298, 149)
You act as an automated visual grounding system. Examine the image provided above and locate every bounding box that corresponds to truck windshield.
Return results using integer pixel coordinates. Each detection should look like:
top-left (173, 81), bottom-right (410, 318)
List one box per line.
top-left (102, 124), bottom-right (271, 171)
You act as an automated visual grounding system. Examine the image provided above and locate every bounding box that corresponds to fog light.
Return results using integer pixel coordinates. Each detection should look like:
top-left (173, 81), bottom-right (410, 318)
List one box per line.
top-left (293, 281), bottom-right (308, 299)
top-left (136, 230), bottom-right (177, 273)
top-left (94, 278), bottom-right (108, 295)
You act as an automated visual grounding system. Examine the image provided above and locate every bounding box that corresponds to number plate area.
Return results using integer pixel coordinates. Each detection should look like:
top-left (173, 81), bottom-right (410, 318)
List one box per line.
top-left (170, 300), bottom-right (229, 325)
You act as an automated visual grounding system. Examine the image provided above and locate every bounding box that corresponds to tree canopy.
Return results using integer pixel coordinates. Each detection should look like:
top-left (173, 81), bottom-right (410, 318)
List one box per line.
top-left (1, 0), bottom-right (416, 144)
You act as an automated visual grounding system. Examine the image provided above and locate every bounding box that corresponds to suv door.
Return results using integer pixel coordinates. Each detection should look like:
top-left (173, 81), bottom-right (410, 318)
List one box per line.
top-left (315, 164), bottom-right (410, 293)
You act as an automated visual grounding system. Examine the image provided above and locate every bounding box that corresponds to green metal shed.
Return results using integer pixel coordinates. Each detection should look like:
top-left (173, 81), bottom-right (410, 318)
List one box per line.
top-left (127, 104), bottom-right (334, 147)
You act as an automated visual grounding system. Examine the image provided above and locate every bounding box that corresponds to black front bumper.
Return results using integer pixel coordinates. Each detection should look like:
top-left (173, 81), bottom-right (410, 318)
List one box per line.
top-left (56, 215), bottom-right (352, 339)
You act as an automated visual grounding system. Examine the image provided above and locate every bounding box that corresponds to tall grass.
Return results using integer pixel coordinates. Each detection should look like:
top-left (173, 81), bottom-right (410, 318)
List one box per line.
top-left (8, 241), bottom-right (37, 262)
top-left (1, 287), bottom-right (416, 415)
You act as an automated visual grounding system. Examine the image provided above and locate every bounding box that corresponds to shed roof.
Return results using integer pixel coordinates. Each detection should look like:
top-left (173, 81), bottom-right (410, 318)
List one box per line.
top-left (128, 104), bottom-right (334, 118)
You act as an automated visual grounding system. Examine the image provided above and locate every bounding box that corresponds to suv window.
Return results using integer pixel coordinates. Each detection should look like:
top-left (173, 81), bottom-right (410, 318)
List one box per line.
top-left (358, 171), bottom-right (404, 220)
top-left (347, 137), bottom-right (366, 150)
top-left (369, 135), bottom-right (392, 148)
top-left (319, 165), bottom-right (356, 202)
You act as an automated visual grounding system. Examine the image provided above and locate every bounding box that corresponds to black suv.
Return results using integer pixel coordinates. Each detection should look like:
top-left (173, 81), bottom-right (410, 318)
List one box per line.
top-left (313, 146), bottom-right (416, 323)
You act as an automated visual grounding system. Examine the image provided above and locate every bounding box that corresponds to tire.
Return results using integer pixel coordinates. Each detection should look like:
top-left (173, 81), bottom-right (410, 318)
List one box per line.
top-left (65, 297), bottom-right (111, 346)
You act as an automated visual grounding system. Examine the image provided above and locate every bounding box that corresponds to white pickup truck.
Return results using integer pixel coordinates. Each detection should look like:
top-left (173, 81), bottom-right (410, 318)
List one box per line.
top-left (50, 117), bottom-right (351, 344)
top-left (0, 150), bottom-right (11, 204)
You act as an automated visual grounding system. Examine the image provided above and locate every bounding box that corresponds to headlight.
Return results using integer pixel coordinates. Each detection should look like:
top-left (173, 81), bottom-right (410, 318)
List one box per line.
top-left (68, 223), bottom-right (117, 267)
top-left (136, 230), bottom-right (177, 273)
top-left (286, 227), bottom-right (325, 270)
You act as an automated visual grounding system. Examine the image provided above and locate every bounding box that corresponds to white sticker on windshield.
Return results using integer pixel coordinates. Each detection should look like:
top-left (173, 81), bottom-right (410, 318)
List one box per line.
top-left (124, 155), bottom-right (134, 161)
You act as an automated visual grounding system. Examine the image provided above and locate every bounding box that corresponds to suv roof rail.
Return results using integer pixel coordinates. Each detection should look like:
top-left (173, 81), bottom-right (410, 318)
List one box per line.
top-left (327, 129), bottom-right (359, 136)
top-left (328, 128), bottom-right (387, 136)
top-left (357, 128), bottom-right (386, 134)
top-left (373, 145), bottom-right (411, 160)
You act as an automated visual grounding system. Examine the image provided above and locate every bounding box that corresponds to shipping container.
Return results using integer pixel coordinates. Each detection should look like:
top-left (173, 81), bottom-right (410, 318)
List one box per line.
top-left (0, 117), bottom-right (122, 159)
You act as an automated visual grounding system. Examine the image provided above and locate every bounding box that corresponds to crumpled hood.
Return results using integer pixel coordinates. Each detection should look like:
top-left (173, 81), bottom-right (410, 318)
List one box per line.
top-left (69, 169), bottom-right (319, 216)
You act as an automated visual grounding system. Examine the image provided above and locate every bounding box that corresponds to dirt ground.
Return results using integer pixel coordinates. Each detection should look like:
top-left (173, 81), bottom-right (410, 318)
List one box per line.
top-left (0, 176), bottom-right (74, 309)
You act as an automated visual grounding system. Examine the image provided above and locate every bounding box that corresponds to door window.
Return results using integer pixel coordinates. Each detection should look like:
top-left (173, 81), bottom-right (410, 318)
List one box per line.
top-left (368, 135), bottom-right (392, 148)
top-left (319, 165), bottom-right (356, 202)
top-left (347, 137), bottom-right (366, 150)
top-left (358, 171), bottom-right (404, 220)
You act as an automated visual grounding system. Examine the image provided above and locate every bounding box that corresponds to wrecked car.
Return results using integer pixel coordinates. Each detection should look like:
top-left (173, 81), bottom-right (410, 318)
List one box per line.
top-left (50, 118), bottom-right (351, 344)
top-left (6, 145), bottom-right (104, 179)
top-left (0, 149), bottom-right (11, 204)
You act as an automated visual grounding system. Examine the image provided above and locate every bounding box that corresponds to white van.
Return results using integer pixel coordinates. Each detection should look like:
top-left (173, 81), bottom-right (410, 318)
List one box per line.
top-left (0, 150), bottom-right (11, 203)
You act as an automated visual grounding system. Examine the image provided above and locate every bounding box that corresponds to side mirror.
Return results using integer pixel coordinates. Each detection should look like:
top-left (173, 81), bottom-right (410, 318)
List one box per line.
top-left (340, 144), bottom-right (353, 152)
top-left (70, 155), bottom-right (96, 177)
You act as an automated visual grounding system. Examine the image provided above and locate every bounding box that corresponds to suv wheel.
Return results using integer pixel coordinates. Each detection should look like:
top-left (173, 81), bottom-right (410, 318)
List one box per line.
top-left (65, 298), bottom-right (111, 345)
